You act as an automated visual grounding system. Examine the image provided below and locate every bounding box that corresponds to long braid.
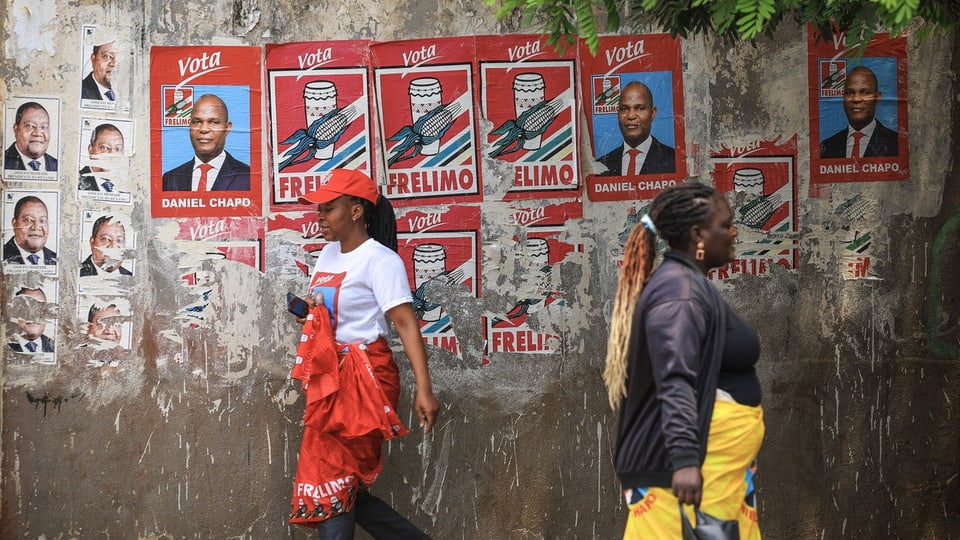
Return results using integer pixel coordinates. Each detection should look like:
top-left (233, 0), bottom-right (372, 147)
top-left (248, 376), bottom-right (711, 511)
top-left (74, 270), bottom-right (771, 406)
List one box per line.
top-left (602, 182), bottom-right (718, 410)
top-left (603, 222), bottom-right (656, 409)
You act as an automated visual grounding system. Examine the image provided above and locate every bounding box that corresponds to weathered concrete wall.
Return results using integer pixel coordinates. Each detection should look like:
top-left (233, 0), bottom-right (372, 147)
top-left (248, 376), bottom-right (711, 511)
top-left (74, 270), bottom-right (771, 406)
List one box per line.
top-left (1, 1), bottom-right (958, 538)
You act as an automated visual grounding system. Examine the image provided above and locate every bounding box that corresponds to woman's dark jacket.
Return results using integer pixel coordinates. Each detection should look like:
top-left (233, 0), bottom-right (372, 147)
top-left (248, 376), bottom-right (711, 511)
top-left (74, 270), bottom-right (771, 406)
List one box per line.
top-left (614, 251), bottom-right (728, 489)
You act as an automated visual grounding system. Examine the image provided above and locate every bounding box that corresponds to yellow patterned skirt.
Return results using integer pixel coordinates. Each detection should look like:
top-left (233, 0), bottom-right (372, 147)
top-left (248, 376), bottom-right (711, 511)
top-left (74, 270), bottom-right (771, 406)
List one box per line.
top-left (622, 396), bottom-right (764, 539)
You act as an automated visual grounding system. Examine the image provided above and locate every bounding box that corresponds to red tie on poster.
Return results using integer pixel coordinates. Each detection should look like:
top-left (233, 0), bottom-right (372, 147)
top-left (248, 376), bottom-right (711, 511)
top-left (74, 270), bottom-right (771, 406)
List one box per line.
top-left (198, 163), bottom-right (212, 191)
top-left (850, 131), bottom-right (864, 158)
top-left (626, 148), bottom-right (639, 176)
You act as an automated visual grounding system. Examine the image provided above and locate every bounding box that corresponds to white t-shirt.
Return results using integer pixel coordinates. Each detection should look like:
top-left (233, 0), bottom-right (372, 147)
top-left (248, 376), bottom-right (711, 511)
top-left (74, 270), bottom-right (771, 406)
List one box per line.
top-left (307, 238), bottom-right (413, 345)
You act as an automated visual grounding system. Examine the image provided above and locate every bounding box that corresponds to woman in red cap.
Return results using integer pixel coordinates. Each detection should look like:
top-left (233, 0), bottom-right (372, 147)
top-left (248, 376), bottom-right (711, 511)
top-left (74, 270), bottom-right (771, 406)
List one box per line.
top-left (289, 168), bottom-right (440, 538)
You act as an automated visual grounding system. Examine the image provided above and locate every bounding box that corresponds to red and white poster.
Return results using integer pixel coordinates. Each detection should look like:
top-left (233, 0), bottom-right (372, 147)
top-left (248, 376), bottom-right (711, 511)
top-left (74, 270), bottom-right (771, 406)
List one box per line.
top-left (710, 136), bottom-right (799, 281)
top-left (265, 41), bottom-right (375, 212)
top-left (396, 205), bottom-right (481, 357)
top-left (174, 217), bottom-right (266, 272)
top-left (579, 35), bottom-right (686, 202)
top-left (477, 35), bottom-right (579, 200)
top-left (371, 37), bottom-right (482, 205)
top-left (483, 200), bottom-right (582, 360)
top-left (267, 211), bottom-right (327, 276)
top-left (150, 46), bottom-right (263, 217)
top-left (808, 29), bottom-right (908, 183)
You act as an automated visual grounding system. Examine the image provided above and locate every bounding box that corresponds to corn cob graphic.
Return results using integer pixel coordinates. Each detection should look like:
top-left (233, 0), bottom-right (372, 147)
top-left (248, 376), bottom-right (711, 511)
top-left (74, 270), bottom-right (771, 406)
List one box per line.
top-left (387, 102), bottom-right (463, 165)
top-left (835, 194), bottom-right (869, 222)
top-left (488, 97), bottom-right (563, 158)
top-left (278, 105), bottom-right (358, 170)
top-left (738, 192), bottom-right (783, 230)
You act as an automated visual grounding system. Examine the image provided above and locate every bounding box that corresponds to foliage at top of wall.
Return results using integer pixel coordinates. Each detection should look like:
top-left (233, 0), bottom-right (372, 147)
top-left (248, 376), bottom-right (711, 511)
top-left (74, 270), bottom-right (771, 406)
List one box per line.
top-left (484, 0), bottom-right (959, 54)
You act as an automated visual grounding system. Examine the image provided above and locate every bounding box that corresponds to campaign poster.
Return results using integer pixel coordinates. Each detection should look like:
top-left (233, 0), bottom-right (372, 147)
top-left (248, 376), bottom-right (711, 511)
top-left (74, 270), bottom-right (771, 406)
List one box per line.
top-left (77, 295), bottom-right (133, 352)
top-left (483, 200), bottom-right (583, 360)
top-left (79, 24), bottom-right (130, 114)
top-left (477, 34), bottom-right (579, 200)
top-left (77, 209), bottom-right (136, 295)
top-left (5, 276), bottom-right (58, 365)
top-left (150, 46), bottom-right (263, 218)
top-left (1, 189), bottom-right (60, 276)
top-left (78, 116), bottom-right (134, 205)
top-left (3, 96), bottom-right (61, 183)
top-left (371, 37), bottom-right (482, 205)
top-left (709, 136), bottom-right (799, 281)
top-left (396, 205), bottom-right (481, 357)
top-left (267, 212), bottom-right (327, 276)
top-left (808, 29), bottom-right (908, 183)
top-left (266, 41), bottom-right (375, 212)
top-left (174, 217), bottom-right (266, 272)
top-left (579, 35), bottom-right (686, 202)
top-left (839, 229), bottom-right (876, 280)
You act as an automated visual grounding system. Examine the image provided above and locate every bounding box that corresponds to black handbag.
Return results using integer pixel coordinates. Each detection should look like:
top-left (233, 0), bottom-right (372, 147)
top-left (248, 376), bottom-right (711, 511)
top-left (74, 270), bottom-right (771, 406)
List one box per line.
top-left (679, 503), bottom-right (740, 540)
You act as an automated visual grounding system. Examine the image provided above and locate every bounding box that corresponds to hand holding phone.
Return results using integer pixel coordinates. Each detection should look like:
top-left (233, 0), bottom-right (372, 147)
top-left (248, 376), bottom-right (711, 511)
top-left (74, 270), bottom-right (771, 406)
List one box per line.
top-left (287, 292), bottom-right (310, 318)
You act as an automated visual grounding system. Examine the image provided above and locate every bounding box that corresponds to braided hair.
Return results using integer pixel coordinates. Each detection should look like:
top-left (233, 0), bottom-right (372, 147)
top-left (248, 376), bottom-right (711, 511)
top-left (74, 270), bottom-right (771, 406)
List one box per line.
top-left (603, 182), bottom-right (719, 409)
top-left (351, 195), bottom-right (398, 253)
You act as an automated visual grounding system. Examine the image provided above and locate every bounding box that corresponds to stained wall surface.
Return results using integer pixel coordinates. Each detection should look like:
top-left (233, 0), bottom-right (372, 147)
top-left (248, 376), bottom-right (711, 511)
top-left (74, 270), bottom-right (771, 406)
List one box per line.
top-left (1, 1), bottom-right (959, 539)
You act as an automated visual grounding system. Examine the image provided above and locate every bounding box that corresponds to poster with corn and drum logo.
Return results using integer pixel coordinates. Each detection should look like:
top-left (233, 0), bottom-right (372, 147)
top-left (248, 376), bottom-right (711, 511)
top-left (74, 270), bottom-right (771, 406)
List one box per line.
top-left (710, 136), bottom-right (799, 282)
top-left (396, 204), bottom-right (481, 358)
top-left (371, 37), bottom-right (482, 205)
top-left (266, 40), bottom-right (375, 212)
top-left (477, 34), bottom-right (580, 201)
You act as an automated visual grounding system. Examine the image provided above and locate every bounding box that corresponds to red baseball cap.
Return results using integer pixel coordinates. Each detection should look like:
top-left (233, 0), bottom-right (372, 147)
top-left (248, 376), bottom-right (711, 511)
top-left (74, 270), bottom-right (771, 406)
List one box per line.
top-left (297, 169), bottom-right (379, 205)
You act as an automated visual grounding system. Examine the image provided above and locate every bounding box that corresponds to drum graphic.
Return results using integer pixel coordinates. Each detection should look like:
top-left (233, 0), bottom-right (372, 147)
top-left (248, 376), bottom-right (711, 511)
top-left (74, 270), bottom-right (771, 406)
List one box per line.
top-left (513, 73), bottom-right (546, 150)
top-left (408, 78), bottom-right (443, 155)
top-left (733, 167), bottom-right (765, 197)
top-left (412, 243), bottom-right (447, 321)
top-left (303, 81), bottom-right (338, 160)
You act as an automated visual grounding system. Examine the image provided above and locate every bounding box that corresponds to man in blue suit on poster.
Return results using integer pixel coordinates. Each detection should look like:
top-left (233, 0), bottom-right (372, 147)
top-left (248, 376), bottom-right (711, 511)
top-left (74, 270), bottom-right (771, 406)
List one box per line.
top-left (162, 93), bottom-right (250, 191)
top-left (4, 102), bottom-right (59, 172)
top-left (7, 287), bottom-right (55, 354)
top-left (819, 65), bottom-right (898, 159)
top-left (597, 81), bottom-right (675, 176)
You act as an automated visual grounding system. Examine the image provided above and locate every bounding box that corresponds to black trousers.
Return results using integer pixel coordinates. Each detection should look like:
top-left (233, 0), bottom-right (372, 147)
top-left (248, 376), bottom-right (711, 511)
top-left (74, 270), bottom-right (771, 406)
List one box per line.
top-left (316, 490), bottom-right (430, 539)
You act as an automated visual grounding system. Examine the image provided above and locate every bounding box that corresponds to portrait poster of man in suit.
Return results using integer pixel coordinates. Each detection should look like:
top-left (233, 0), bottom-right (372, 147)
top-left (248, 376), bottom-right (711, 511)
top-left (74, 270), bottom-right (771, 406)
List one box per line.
top-left (807, 30), bottom-right (908, 183)
top-left (79, 24), bottom-right (127, 113)
top-left (595, 79), bottom-right (677, 177)
top-left (77, 211), bottom-right (135, 294)
top-left (77, 117), bottom-right (134, 204)
top-left (161, 93), bottom-right (251, 192)
top-left (6, 285), bottom-right (57, 364)
top-left (2, 97), bottom-right (61, 182)
top-left (2, 190), bottom-right (60, 276)
top-left (578, 34), bottom-right (686, 202)
top-left (78, 296), bottom-right (133, 351)
top-left (150, 45), bottom-right (262, 218)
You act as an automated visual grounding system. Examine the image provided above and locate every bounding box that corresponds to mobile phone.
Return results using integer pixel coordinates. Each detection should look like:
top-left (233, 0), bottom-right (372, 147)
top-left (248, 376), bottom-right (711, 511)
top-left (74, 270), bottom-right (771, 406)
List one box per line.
top-left (287, 292), bottom-right (310, 318)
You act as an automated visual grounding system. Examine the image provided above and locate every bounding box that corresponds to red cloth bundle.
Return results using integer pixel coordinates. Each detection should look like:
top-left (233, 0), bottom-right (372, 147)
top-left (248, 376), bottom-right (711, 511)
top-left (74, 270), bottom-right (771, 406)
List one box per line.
top-left (290, 304), bottom-right (409, 526)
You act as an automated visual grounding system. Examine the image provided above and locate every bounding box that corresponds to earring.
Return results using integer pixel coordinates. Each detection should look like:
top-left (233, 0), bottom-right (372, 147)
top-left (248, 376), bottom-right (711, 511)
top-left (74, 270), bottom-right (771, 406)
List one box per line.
top-left (695, 241), bottom-right (705, 261)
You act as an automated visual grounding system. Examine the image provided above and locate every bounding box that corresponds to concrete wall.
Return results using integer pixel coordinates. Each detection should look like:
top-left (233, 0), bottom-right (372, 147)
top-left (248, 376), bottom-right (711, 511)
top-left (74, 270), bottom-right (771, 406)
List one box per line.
top-left (2, 0), bottom-right (958, 538)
